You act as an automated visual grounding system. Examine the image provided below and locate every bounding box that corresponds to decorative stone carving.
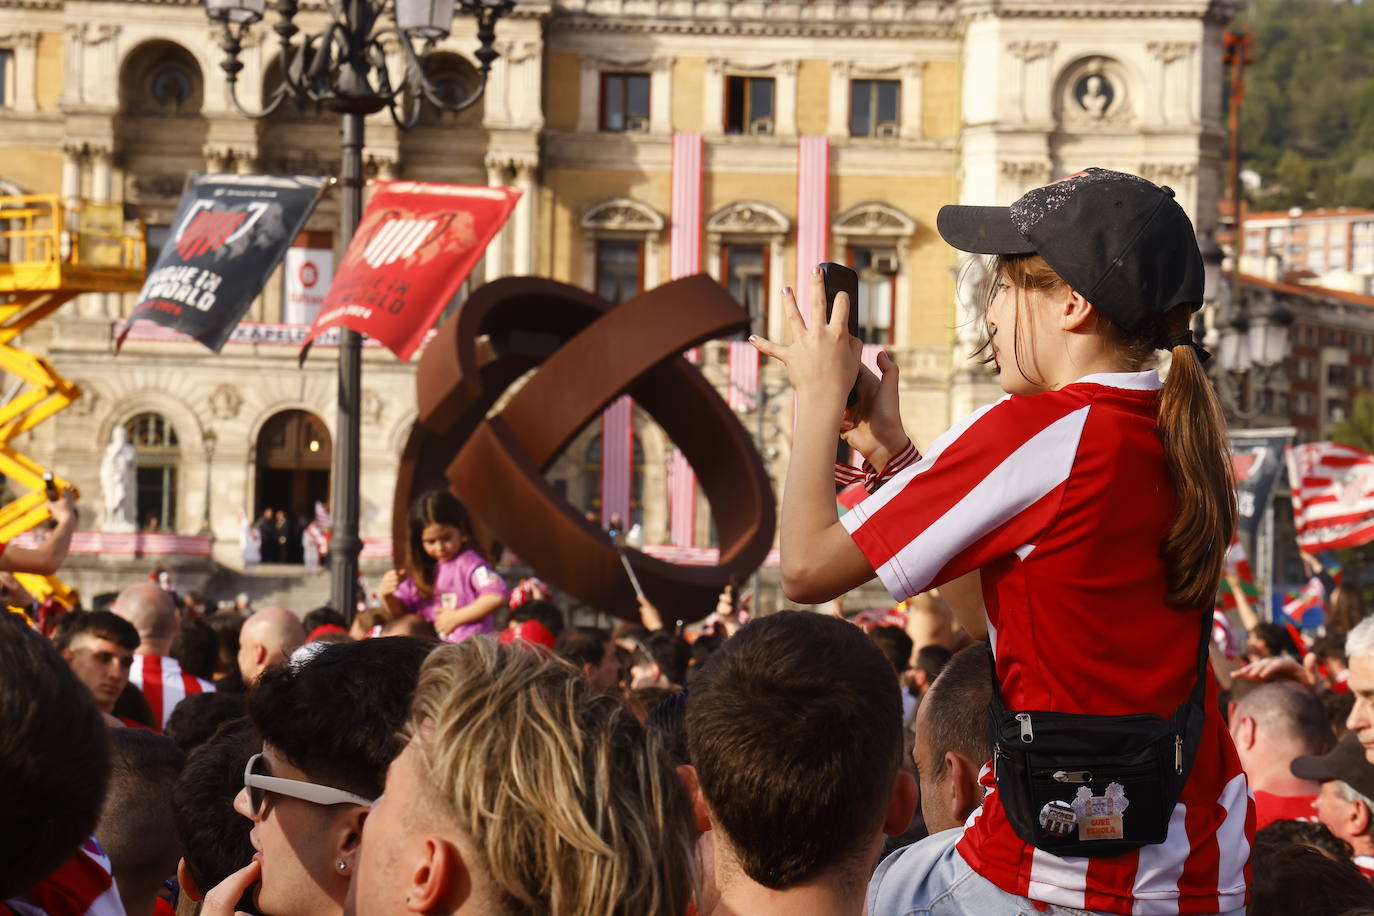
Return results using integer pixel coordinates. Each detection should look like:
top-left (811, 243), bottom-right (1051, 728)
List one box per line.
top-left (131, 173), bottom-right (188, 199)
top-left (581, 198), bottom-right (666, 232)
top-left (1001, 160), bottom-right (1052, 187)
top-left (76, 23), bottom-right (120, 46)
top-left (1007, 40), bottom-right (1056, 63)
top-left (1057, 56), bottom-right (1134, 128)
top-left (832, 202), bottom-right (917, 238)
top-left (706, 201), bottom-right (791, 236)
top-left (207, 384), bottom-right (243, 420)
top-left (362, 389), bottom-right (386, 425)
top-left (1147, 41), bottom-right (1195, 65)
top-left (67, 383), bottom-right (99, 417)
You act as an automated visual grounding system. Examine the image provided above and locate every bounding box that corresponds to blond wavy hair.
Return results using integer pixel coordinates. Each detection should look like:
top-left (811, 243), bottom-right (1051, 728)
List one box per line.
top-left (408, 637), bottom-right (696, 915)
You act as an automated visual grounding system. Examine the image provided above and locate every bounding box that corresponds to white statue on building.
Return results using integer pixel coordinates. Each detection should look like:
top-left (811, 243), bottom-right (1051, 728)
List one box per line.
top-left (100, 425), bottom-right (137, 533)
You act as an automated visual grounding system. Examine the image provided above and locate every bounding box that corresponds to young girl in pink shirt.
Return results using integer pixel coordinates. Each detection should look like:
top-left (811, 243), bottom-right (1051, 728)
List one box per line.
top-left (379, 490), bottom-right (508, 643)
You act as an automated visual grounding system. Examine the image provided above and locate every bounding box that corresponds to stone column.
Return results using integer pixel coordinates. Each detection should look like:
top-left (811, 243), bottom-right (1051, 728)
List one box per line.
top-left (513, 160), bottom-right (537, 276)
top-left (484, 157), bottom-right (509, 280)
top-left (90, 146), bottom-right (113, 203)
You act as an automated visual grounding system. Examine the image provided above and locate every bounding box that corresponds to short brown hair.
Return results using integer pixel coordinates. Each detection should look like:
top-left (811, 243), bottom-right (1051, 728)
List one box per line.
top-left (52, 610), bottom-right (139, 652)
top-left (920, 644), bottom-right (994, 782)
top-left (686, 611), bottom-right (903, 888)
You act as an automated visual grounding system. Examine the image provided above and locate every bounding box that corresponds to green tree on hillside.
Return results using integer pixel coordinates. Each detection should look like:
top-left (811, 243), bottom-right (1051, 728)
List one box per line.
top-left (1235, 0), bottom-right (1374, 209)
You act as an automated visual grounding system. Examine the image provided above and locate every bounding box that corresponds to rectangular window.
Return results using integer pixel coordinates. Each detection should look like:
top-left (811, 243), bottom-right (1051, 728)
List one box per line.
top-left (601, 73), bottom-right (651, 132)
top-left (1328, 364), bottom-right (1349, 387)
top-left (1296, 393), bottom-right (1314, 416)
top-left (1355, 365), bottom-right (1369, 389)
top-left (720, 243), bottom-right (769, 336)
top-left (0, 50), bottom-right (11, 107)
top-left (850, 79), bottom-right (901, 138)
top-left (850, 246), bottom-right (898, 344)
top-left (724, 76), bottom-right (775, 135)
top-left (1329, 398), bottom-right (1348, 423)
top-left (595, 239), bottom-right (644, 304)
top-left (1296, 356), bottom-right (1313, 380)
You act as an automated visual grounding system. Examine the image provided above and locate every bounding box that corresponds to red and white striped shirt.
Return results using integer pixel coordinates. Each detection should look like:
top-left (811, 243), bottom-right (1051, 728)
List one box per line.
top-left (1354, 855), bottom-right (1374, 881)
top-left (129, 653), bottom-right (215, 731)
top-left (846, 371), bottom-right (1252, 915)
top-left (2, 838), bottom-right (125, 915)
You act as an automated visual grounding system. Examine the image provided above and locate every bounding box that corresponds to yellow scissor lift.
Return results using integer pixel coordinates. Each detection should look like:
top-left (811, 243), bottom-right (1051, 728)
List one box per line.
top-left (0, 196), bottom-right (145, 605)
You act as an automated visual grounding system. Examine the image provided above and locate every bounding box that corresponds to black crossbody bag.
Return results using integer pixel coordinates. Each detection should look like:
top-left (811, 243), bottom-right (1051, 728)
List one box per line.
top-left (985, 616), bottom-right (1209, 857)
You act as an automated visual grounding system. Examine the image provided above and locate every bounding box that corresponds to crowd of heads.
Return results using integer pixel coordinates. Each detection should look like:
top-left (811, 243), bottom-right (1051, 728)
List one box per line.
top-left (17, 551), bottom-right (1374, 916)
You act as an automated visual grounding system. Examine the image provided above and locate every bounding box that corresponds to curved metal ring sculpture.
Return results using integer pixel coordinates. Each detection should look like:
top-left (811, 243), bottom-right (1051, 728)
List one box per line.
top-left (394, 274), bottom-right (777, 623)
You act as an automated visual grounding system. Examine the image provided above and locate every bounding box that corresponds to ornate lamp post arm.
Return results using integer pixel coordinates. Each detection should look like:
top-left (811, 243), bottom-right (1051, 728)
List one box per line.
top-left (204, 0), bottom-right (518, 620)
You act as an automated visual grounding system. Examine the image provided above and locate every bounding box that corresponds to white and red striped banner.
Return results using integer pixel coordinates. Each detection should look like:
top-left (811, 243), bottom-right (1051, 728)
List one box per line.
top-left (601, 395), bottom-right (634, 528)
top-left (9, 530), bottom-right (214, 556)
top-left (1287, 442), bottom-right (1374, 550)
top-left (671, 133), bottom-right (703, 280)
top-left (668, 449), bottom-right (696, 547)
top-left (795, 136), bottom-right (831, 325)
top-left (727, 341), bottom-right (759, 411)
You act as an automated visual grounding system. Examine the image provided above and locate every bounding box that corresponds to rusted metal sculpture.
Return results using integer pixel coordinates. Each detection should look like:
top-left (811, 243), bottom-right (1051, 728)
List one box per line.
top-left (394, 274), bottom-right (776, 622)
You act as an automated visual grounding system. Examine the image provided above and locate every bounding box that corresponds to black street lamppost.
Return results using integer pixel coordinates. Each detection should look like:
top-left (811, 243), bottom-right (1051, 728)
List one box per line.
top-left (203, 0), bottom-right (515, 619)
top-left (1200, 234), bottom-right (1293, 423)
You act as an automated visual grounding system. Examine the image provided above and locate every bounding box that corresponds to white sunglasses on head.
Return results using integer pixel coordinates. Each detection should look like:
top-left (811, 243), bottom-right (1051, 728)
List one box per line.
top-left (243, 752), bottom-right (374, 814)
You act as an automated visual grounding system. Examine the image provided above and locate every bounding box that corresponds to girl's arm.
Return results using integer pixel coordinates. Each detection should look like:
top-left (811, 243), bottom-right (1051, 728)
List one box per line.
top-left (435, 592), bottom-right (505, 636)
top-left (379, 568), bottom-right (408, 620)
top-left (380, 593), bottom-right (407, 620)
top-left (752, 272), bottom-right (903, 604)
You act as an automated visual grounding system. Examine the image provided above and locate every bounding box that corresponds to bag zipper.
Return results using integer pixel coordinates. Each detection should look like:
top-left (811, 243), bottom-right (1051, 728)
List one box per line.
top-left (1017, 712), bottom-right (1034, 743)
top-left (1175, 735), bottom-right (1183, 774)
top-left (1052, 770), bottom-right (1093, 784)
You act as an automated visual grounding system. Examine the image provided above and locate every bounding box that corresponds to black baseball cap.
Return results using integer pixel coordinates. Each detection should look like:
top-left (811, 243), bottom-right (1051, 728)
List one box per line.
top-left (1292, 733), bottom-right (1374, 801)
top-left (936, 168), bottom-right (1205, 342)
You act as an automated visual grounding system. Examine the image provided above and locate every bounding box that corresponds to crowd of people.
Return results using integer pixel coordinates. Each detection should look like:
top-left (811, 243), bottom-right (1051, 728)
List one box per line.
top-left (14, 168), bottom-right (1374, 916)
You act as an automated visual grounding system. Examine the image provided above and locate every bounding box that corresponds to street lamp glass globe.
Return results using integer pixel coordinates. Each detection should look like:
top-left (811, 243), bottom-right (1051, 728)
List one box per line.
top-left (395, 0), bottom-right (456, 37)
top-left (1218, 318), bottom-right (1248, 373)
top-left (204, 0), bottom-right (266, 25)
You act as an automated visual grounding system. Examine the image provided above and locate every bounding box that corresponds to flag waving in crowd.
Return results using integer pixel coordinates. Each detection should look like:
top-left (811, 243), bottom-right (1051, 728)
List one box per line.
top-left (1287, 441), bottom-right (1374, 551)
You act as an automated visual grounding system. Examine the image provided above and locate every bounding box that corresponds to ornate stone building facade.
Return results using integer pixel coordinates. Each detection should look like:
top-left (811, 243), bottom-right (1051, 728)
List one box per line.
top-left (0, 0), bottom-right (1236, 604)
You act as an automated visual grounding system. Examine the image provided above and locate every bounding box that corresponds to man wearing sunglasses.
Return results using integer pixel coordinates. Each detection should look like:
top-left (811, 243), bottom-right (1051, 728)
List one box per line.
top-left (204, 637), bottom-right (436, 916)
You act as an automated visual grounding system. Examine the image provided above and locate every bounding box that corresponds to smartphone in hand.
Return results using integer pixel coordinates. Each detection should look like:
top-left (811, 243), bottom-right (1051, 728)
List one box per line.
top-left (42, 471), bottom-right (58, 502)
top-left (819, 262), bottom-right (861, 406)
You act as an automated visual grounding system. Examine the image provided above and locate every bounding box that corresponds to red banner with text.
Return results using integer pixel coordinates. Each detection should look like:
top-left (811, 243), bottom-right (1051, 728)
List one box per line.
top-left (301, 181), bottom-right (520, 362)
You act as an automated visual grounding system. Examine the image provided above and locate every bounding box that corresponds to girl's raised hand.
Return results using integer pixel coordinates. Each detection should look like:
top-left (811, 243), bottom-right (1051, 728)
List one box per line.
top-left (379, 569), bottom-right (401, 596)
top-left (750, 265), bottom-right (861, 407)
top-left (840, 349), bottom-right (909, 469)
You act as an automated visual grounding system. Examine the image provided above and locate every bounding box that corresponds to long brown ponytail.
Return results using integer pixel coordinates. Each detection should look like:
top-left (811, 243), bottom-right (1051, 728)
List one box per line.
top-left (1156, 310), bottom-right (1237, 608)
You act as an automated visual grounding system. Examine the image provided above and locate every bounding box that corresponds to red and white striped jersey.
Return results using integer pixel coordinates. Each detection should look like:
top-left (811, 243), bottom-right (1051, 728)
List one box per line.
top-left (1354, 855), bottom-right (1374, 881)
top-left (129, 653), bottom-right (215, 731)
top-left (843, 371), bottom-right (1252, 915)
top-left (2, 838), bottom-right (125, 915)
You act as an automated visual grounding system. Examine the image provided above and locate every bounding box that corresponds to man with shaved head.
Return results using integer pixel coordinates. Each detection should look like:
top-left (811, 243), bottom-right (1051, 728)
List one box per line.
top-left (237, 606), bottom-right (306, 687)
top-left (115, 580), bottom-right (214, 729)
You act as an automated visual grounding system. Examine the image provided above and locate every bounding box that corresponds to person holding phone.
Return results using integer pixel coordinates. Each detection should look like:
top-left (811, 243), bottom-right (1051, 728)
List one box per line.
top-left (751, 170), bottom-right (1249, 915)
top-left (0, 488), bottom-right (77, 578)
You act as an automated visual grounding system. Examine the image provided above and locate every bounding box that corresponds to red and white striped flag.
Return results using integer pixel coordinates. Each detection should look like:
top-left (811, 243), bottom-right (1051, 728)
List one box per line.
top-left (668, 449), bottom-right (696, 547)
top-left (1287, 442), bottom-right (1374, 551)
top-left (795, 136), bottom-right (831, 325)
top-left (728, 341), bottom-right (759, 411)
top-left (671, 133), bottom-right (703, 281)
top-left (601, 396), bottom-right (634, 528)
top-left (315, 499), bottom-right (332, 530)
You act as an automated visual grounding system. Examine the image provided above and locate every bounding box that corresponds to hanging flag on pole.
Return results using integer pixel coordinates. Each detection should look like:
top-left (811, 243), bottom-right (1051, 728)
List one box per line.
top-left (301, 181), bottom-right (520, 362)
top-left (1287, 441), bottom-right (1374, 551)
top-left (601, 396), bottom-right (633, 530)
top-left (795, 136), bottom-right (830, 326)
top-left (1216, 536), bottom-right (1259, 613)
top-left (727, 341), bottom-right (759, 411)
top-left (1276, 576), bottom-right (1326, 631)
top-left (120, 174), bottom-right (328, 352)
top-left (667, 449), bottom-right (696, 547)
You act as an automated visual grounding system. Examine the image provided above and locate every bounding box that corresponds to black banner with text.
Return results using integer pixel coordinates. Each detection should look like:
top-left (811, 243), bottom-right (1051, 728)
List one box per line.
top-left (120, 174), bottom-right (327, 353)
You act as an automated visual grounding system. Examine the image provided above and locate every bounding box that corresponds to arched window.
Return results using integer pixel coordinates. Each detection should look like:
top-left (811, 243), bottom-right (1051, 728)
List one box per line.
top-left (415, 53), bottom-right (482, 126)
top-left (581, 433), bottom-right (646, 527)
top-left (120, 41), bottom-right (203, 117)
top-left (125, 413), bottom-right (179, 531)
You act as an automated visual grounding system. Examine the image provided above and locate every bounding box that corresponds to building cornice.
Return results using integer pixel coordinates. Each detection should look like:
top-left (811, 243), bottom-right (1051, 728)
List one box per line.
top-left (550, 0), bottom-right (959, 39)
top-left (956, 0), bottom-right (1238, 22)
